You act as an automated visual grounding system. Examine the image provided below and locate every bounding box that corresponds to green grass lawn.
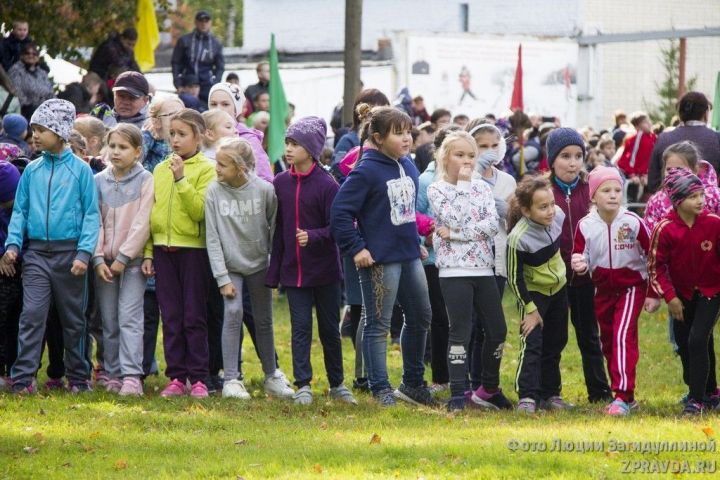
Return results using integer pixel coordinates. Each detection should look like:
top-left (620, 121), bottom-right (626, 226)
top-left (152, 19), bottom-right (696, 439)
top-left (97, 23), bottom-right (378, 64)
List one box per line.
top-left (1, 292), bottom-right (719, 479)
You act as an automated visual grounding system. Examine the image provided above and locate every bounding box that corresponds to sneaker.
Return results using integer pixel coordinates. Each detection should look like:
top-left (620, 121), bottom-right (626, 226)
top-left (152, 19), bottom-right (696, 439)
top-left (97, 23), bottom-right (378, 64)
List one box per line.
top-left (682, 399), bottom-right (704, 416)
top-left (471, 386), bottom-right (513, 410)
top-left (394, 383), bottom-right (438, 407)
top-left (373, 387), bottom-right (397, 407)
top-left (517, 397), bottom-right (536, 414)
top-left (105, 378), bottom-right (123, 394)
top-left (606, 398), bottom-right (630, 416)
top-left (628, 399), bottom-right (639, 410)
top-left (222, 379), bottom-right (250, 400)
top-left (702, 395), bottom-right (720, 410)
top-left (93, 366), bottom-right (109, 387)
top-left (207, 374), bottom-right (224, 394)
top-left (12, 382), bottom-right (36, 395)
top-left (264, 371), bottom-right (295, 398)
top-left (428, 383), bottom-right (449, 395)
top-left (538, 396), bottom-right (574, 411)
top-left (68, 381), bottom-right (92, 394)
top-left (352, 378), bottom-right (370, 393)
top-left (119, 377), bottom-right (144, 397)
top-left (45, 377), bottom-right (65, 391)
top-left (274, 369), bottom-right (293, 388)
top-left (160, 379), bottom-right (187, 397)
top-left (447, 396), bottom-right (466, 412)
top-left (190, 381), bottom-right (209, 399)
top-left (293, 385), bottom-right (313, 405)
top-left (679, 392), bottom-right (690, 405)
top-left (330, 384), bottom-right (358, 405)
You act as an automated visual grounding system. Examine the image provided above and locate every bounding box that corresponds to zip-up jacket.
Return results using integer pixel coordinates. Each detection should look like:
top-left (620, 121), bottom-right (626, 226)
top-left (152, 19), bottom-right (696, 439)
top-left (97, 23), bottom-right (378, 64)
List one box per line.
top-left (331, 148), bottom-right (421, 264)
top-left (506, 206), bottom-right (566, 314)
top-left (92, 163), bottom-right (154, 268)
top-left (551, 175), bottom-right (592, 287)
top-left (648, 210), bottom-right (720, 303)
top-left (267, 162), bottom-right (342, 288)
top-left (573, 207), bottom-right (650, 290)
top-left (143, 151), bottom-right (215, 257)
top-left (206, 175), bottom-right (276, 287)
top-left (5, 147), bottom-right (100, 264)
top-left (428, 178), bottom-right (498, 276)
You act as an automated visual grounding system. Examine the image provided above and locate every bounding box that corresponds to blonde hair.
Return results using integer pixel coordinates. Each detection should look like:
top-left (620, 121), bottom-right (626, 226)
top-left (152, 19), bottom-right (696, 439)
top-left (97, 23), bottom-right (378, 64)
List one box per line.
top-left (202, 109), bottom-right (236, 147)
top-left (252, 111), bottom-right (269, 130)
top-left (216, 137), bottom-right (255, 175)
top-left (74, 116), bottom-right (108, 149)
top-left (435, 130), bottom-right (478, 181)
top-left (171, 108), bottom-right (206, 138)
top-left (106, 123), bottom-right (143, 151)
top-left (149, 95), bottom-right (185, 118)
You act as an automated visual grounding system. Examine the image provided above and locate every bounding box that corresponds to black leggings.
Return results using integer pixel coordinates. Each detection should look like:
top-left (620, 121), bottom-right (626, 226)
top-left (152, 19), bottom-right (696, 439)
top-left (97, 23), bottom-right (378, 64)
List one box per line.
top-left (675, 293), bottom-right (720, 402)
top-left (425, 265), bottom-right (449, 384)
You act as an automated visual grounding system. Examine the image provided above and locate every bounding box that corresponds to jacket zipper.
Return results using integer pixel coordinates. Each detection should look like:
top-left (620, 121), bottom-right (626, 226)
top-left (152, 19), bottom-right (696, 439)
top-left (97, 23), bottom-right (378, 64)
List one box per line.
top-left (295, 175), bottom-right (302, 287)
top-left (46, 159), bottom-right (55, 241)
top-left (546, 226), bottom-right (561, 294)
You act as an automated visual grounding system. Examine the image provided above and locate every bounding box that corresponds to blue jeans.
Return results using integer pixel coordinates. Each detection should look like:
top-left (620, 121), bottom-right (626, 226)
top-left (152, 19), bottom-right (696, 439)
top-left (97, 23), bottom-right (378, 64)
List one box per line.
top-left (358, 259), bottom-right (431, 394)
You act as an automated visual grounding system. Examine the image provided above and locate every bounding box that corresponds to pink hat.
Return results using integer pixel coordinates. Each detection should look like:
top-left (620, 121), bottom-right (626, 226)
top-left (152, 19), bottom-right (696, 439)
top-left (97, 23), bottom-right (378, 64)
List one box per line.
top-left (588, 166), bottom-right (623, 199)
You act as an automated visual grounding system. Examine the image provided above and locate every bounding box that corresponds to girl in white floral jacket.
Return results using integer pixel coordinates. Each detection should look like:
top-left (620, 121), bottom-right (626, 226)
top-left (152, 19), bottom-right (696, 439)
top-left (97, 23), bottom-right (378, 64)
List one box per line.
top-left (428, 130), bottom-right (510, 412)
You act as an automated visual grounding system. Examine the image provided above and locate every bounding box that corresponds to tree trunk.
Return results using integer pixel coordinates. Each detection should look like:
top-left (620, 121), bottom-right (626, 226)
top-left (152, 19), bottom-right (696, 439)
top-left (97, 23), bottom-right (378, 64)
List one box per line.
top-left (225, 1), bottom-right (236, 48)
top-left (342, 0), bottom-right (362, 126)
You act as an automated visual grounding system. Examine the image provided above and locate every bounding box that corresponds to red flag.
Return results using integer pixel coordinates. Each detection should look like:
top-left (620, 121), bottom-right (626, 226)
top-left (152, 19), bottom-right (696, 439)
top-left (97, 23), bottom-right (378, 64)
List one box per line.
top-left (510, 44), bottom-right (523, 112)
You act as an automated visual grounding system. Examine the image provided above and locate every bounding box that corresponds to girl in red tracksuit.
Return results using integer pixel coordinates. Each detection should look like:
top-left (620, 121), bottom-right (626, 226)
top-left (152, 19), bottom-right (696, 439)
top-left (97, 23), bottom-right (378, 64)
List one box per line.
top-left (648, 168), bottom-right (720, 416)
top-left (571, 167), bottom-right (656, 416)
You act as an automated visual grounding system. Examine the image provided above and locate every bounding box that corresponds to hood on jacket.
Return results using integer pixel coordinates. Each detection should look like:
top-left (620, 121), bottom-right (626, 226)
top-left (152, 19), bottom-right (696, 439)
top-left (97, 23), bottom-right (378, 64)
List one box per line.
top-left (102, 162), bottom-right (147, 184)
top-left (236, 122), bottom-right (264, 143)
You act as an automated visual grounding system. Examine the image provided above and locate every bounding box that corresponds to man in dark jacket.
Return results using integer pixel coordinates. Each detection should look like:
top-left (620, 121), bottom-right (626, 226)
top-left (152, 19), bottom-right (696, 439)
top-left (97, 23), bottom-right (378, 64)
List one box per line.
top-left (244, 61), bottom-right (269, 114)
top-left (0, 21), bottom-right (31, 72)
top-left (89, 28), bottom-right (141, 80)
top-left (171, 10), bottom-right (225, 106)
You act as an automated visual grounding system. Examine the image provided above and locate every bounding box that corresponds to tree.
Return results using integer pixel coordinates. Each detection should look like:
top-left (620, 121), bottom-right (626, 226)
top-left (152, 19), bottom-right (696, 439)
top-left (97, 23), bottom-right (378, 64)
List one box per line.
top-left (644, 39), bottom-right (697, 125)
top-left (174, 0), bottom-right (243, 47)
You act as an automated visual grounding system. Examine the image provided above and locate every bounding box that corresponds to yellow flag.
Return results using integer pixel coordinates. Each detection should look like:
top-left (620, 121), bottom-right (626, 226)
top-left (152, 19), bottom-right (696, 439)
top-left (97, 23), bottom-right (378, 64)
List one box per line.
top-left (134, 0), bottom-right (160, 72)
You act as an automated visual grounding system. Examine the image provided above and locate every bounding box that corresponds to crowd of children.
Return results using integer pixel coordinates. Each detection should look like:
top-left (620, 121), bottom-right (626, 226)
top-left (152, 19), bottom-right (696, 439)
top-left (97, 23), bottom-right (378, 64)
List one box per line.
top-left (1, 88), bottom-right (720, 418)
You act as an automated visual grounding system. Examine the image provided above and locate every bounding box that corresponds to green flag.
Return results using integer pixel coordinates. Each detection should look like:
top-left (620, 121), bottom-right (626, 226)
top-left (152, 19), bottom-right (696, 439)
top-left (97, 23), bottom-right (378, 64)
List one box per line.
top-left (712, 71), bottom-right (720, 130)
top-left (268, 34), bottom-right (289, 163)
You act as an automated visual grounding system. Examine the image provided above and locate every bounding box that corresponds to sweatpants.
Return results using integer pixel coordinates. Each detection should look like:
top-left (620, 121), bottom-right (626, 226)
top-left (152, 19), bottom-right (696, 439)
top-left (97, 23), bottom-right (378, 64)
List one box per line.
top-left (515, 287), bottom-right (569, 401)
top-left (43, 304), bottom-right (65, 379)
top-left (594, 285), bottom-right (644, 402)
top-left (425, 265), bottom-right (449, 385)
top-left (470, 275), bottom-right (506, 389)
top-left (207, 274), bottom-right (225, 378)
top-left (154, 247), bottom-right (210, 384)
top-left (12, 249), bottom-right (91, 387)
top-left (568, 283), bottom-right (612, 401)
top-left (675, 292), bottom-right (720, 403)
top-left (221, 269), bottom-right (275, 380)
top-left (142, 289), bottom-right (160, 376)
top-left (85, 268), bottom-right (104, 368)
top-left (440, 275), bottom-right (506, 398)
top-left (286, 282), bottom-right (344, 389)
top-left (348, 304), bottom-right (365, 380)
top-left (0, 270), bottom-right (22, 377)
top-left (95, 263), bottom-right (146, 378)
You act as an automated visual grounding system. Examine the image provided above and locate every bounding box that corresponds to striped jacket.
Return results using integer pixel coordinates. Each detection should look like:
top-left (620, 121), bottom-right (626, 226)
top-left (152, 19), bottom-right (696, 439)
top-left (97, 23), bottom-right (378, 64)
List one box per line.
top-left (506, 206), bottom-right (566, 315)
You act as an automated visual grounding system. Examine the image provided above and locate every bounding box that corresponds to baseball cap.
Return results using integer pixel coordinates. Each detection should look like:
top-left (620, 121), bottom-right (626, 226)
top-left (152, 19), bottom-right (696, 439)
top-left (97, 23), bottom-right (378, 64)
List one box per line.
top-left (113, 71), bottom-right (149, 97)
top-left (195, 10), bottom-right (211, 21)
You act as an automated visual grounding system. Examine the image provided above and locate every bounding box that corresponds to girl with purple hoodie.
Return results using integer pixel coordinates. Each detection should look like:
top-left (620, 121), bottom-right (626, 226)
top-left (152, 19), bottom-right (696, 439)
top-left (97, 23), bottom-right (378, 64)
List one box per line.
top-left (267, 117), bottom-right (356, 406)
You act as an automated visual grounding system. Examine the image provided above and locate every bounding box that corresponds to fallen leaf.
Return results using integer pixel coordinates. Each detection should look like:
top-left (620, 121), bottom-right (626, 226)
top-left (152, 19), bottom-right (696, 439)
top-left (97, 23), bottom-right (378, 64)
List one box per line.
top-left (234, 439), bottom-right (248, 446)
top-left (370, 433), bottom-right (382, 445)
top-left (702, 426), bottom-right (715, 438)
top-left (23, 446), bottom-right (38, 454)
top-left (319, 422), bottom-right (328, 430)
top-left (32, 432), bottom-right (45, 443)
top-left (114, 459), bottom-right (128, 470)
top-left (62, 462), bottom-right (72, 468)
top-left (38, 409), bottom-right (46, 416)
top-left (312, 463), bottom-right (323, 473)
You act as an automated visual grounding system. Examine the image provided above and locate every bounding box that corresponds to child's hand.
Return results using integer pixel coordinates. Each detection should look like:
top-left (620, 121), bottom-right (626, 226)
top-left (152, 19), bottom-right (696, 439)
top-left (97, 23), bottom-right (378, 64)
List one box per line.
top-left (436, 226), bottom-right (451, 241)
top-left (296, 228), bottom-right (309, 247)
top-left (169, 154), bottom-right (185, 181)
top-left (71, 260), bottom-right (88, 276)
top-left (419, 245), bottom-right (429, 261)
top-left (1, 250), bottom-right (17, 266)
top-left (423, 235), bottom-right (433, 247)
top-left (353, 248), bottom-right (375, 268)
top-left (570, 253), bottom-right (588, 274)
top-left (458, 165), bottom-right (473, 182)
top-left (644, 298), bottom-right (661, 313)
top-left (110, 260), bottom-right (126, 276)
top-left (220, 283), bottom-right (237, 299)
top-left (141, 259), bottom-right (155, 277)
top-left (521, 310), bottom-right (543, 337)
top-left (0, 260), bottom-right (15, 277)
top-left (640, 174), bottom-right (648, 186)
top-left (630, 175), bottom-right (640, 185)
top-left (668, 297), bottom-right (684, 321)
top-left (95, 263), bottom-right (114, 283)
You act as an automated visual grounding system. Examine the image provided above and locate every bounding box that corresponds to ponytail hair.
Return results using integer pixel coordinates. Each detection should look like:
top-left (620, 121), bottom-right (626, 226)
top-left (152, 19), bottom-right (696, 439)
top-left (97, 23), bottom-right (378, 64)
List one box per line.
top-left (507, 175), bottom-right (552, 232)
top-left (357, 104), bottom-right (412, 163)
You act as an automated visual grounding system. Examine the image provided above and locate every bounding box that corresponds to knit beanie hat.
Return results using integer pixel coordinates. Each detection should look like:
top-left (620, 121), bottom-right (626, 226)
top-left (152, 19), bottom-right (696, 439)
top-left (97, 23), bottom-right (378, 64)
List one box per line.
top-left (285, 116), bottom-right (327, 161)
top-left (2, 114), bottom-right (28, 139)
top-left (588, 166), bottom-right (623, 199)
top-left (30, 99), bottom-right (76, 142)
top-left (546, 127), bottom-right (586, 168)
top-left (663, 167), bottom-right (704, 208)
top-left (208, 82), bottom-right (244, 119)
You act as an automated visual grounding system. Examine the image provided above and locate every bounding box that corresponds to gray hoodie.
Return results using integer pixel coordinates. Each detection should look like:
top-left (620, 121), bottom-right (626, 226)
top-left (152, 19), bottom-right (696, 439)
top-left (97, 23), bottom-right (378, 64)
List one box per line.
top-left (205, 174), bottom-right (277, 287)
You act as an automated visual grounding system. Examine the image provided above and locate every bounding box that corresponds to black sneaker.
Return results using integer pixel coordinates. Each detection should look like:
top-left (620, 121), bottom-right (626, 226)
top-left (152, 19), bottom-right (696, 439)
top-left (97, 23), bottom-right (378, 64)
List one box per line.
top-left (352, 377), bottom-right (370, 393)
top-left (394, 383), bottom-right (438, 407)
top-left (470, 386), bottom-right (513, 410)
top-left (373, 387), bottom-right (397, 407)
top-left (447, 396), bottom-right (466, 412)
top-left (207, 375), bottom-right (224, 394)
top-left (68, 381), bottom-right (92, 394)
top-left (682, 399), bottom-right (704, 416)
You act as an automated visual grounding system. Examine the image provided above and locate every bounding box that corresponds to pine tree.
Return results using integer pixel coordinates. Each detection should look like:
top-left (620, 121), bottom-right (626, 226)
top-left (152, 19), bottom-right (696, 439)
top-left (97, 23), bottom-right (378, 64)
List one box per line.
top-left (644, 39), bottom-right (697, 125)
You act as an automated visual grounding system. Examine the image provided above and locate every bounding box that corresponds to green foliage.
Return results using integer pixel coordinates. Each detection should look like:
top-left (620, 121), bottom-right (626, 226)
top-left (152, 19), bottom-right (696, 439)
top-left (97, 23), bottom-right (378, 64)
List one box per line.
top-left (644, 39), bottom-right (697, 125)
top-left (175, 0), bottom-right (243, 47)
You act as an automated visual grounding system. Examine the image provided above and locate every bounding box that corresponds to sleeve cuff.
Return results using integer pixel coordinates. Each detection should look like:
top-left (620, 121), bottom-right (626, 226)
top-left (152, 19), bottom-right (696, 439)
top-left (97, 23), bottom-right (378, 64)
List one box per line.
top-left (663, 291), bottom-right (677, 304)
top-left (91, 256), bottom-right (106, 268)
top-left (6, 244), bottom-right (19, 255)
top-left (115, 253), bottom-right (131, 265)
top-left (524, 301), bottom-right (538, 314)
top-left (216, 274), bottom-right (231, 288)
top-left (75, 251), bottom-right (91, 265)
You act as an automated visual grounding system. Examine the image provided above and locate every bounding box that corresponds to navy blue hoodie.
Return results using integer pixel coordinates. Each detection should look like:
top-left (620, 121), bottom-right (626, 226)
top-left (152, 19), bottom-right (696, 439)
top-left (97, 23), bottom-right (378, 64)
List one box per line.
top-left (331, 148), bottom-right (420, 264)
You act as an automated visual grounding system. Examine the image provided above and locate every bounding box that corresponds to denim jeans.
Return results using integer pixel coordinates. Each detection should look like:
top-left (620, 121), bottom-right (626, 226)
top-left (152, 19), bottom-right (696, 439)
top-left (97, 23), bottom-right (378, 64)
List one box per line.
top-left (358, 259), bottom-right (431, 394)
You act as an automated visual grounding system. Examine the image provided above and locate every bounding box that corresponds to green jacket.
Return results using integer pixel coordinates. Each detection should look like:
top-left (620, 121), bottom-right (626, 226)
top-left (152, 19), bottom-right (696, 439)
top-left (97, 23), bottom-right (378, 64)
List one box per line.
top-left (144, 151), bottom-right (216, 257)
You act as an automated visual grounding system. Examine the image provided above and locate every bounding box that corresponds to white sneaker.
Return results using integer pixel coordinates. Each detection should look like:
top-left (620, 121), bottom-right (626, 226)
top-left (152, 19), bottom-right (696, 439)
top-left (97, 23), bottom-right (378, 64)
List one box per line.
top-left (330, 384), bottom-right (358, 405)
top-left (222, 379), bottom-right (250, 400)
top-left (264, 371), bottom-right (295, 398)
top-left (275, 369), bottom-right (292, 388)
top-left (293, 385), bottom-right (313, 405)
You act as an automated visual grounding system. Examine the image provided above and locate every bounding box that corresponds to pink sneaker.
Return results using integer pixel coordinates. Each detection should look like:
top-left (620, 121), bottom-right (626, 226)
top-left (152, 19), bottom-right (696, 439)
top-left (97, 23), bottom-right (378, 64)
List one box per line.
top-left (160, 379), bottom-right (187, 397)
top-left (119, 377), bottom-right (144, 397)
top-left (105, 378), bottom-right (123, 393)
top-left (190, 381), bottom-right (209, 398)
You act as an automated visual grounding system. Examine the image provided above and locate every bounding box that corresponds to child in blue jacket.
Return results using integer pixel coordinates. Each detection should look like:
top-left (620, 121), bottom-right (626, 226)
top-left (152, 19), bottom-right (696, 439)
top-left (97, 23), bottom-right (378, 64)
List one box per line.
top-left (1, 99), bottom-right (100, 394)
